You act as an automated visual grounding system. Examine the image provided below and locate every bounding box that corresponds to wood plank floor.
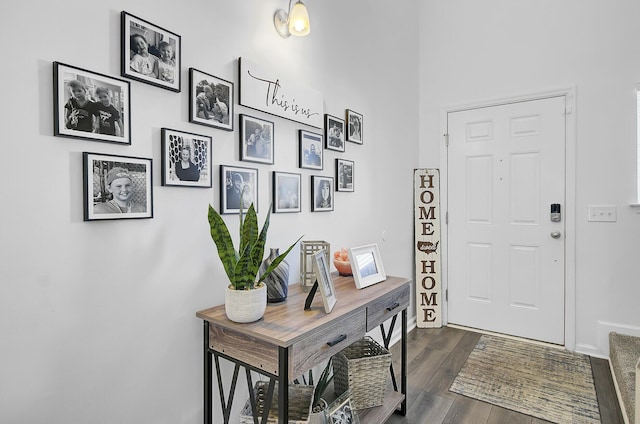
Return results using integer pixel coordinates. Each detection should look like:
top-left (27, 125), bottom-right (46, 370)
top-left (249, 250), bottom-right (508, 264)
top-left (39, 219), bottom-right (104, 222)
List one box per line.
top-left (385, 326), bottom-right (625, 424)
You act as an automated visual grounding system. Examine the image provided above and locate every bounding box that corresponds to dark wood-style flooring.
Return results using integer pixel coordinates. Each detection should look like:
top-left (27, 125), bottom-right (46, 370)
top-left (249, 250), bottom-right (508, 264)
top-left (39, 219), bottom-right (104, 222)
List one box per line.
top-left (385, 326), bottom-right (625, 424)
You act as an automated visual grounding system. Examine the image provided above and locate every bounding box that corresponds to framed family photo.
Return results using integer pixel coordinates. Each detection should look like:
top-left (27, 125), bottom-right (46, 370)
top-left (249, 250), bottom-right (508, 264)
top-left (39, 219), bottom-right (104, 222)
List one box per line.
top-left (53, 62), bottom-right (131, 144)
top-left (299, 130), bottom-right (323, 170)
top-left (240, 115), bottom-right (274, 164)
top-left (121, 11), bottom-right (181, 92)
top-left (336, 159), bottom-right (354, 192)
top-left (161, 128), bottom-right (212, 187)
top-left (328, 391), bottom-right (360, 424)
top-left (189, 68), bottom-right (233, 131)
top-left (311, 176), bottom-right (334, 212)
top-left (325, 114), bottom-right (345, 152)
top-left (348, 244), bottom-right (386, 289)
top-left (83, 152), bottom-right (153, 221)
top-left (312, 249), bottom-right (337, 313)
top-left (273, 171), bottom-right (301, 213)
top-left (220, 165), bottom-right (258, 214)
top-left (346, 109), bottom-right (363, 144)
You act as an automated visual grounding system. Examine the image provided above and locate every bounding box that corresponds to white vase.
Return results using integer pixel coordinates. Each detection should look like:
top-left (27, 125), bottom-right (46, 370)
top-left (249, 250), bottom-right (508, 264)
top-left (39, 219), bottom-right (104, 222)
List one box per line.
top-left (225, 283), bottom-right (267, 323)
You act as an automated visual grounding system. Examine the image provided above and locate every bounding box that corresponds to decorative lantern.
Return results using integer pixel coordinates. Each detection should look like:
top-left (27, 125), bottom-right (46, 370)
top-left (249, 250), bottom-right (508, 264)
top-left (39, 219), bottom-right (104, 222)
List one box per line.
top-left (299, 240), bottom-right (330, 292)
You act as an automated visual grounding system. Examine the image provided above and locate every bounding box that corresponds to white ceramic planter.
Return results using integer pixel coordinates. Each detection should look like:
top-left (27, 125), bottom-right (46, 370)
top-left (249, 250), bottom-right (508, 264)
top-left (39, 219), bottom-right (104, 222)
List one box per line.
top-left (225, 283), bottom-right (267, 323)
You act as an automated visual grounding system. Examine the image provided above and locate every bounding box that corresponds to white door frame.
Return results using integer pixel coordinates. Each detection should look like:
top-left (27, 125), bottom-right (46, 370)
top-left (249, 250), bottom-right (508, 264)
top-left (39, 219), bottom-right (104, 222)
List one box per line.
top-left (439, 86), bottom-right (577, 350)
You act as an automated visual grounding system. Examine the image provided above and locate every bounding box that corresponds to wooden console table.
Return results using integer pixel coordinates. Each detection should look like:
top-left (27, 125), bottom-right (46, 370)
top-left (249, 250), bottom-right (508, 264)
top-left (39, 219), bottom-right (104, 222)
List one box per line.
top-left (196, 274), bottom-right (411, 424)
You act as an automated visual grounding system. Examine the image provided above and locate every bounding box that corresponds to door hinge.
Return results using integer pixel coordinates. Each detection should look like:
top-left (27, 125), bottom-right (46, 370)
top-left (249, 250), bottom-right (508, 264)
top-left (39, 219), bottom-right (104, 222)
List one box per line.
top-left (445, 211), bottom-right (448, 224)
top-left (444, 133), bottom-right (449, 147)
top-left (445, 289), bottom-right (448, 302)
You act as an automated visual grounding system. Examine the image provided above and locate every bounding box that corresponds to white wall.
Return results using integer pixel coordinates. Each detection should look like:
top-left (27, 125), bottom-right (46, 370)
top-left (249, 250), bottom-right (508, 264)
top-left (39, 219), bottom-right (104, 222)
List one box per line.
top-left (0, 1), bottom-right (419, 422)
top-left (418, 0), bottom-right (640, 356)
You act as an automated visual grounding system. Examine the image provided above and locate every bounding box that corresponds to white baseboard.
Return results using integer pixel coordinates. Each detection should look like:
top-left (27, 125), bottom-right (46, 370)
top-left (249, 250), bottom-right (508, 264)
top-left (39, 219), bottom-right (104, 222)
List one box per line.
top-left (595, 321), bottom-right (640, 359)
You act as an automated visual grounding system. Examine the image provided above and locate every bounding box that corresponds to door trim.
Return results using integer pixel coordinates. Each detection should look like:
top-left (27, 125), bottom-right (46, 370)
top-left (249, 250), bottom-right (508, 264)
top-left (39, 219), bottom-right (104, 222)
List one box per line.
top-left (439, 86), bottom-right (577, 350)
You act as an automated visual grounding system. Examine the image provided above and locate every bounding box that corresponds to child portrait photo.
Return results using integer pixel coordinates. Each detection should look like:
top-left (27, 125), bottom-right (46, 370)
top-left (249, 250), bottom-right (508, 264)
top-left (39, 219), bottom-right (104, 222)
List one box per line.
top-left (189, 68), bottom-right (234, 131)
top-left (311, 175), bottom-right (334, 212)
top-left (240, 115), bottom-right (274, 164)
top-left (161, 128), bottom-right (212, 188)
top-left (53, 62), bottom-right (131, 144)
top-left (83, 152), bottom-right (153, 221)
top-left (121, 11), bottom-right (181, 92)
top-left (299, 130), bottom-right (323, 170)
top-left (273, 171), bottom-right (301, 213)
top-left (220, 165), bottom-right (258, 214)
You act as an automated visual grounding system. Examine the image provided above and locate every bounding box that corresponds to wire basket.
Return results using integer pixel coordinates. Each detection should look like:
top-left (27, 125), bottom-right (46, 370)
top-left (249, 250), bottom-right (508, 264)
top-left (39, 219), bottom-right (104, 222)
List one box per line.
top-left (332, 336), bottom-right (391, 410)
top-left (239, 381), bottom-right (314, 424)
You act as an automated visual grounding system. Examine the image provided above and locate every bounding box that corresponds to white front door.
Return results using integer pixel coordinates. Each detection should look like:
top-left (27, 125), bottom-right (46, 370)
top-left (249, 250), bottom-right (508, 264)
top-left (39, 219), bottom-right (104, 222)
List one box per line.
top-left (447, 96), bottom-right (566, 345)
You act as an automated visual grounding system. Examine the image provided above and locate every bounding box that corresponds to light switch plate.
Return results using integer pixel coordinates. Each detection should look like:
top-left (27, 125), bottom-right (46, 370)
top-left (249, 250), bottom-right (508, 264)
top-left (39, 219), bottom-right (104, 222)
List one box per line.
top-left (588, 205), bottom-right (617, 222)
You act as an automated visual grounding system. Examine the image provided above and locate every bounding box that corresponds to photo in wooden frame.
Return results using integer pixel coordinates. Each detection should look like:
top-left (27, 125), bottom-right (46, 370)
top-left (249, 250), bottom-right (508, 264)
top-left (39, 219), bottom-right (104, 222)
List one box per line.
top-left (312, 249), bottom-right (337, 313)
top-left (189, 68), bottom-right (233, 131)
top-left (161, 128), bottom-right (212, 187)
top-left (273, 171), bottom-right (301, 213)
top-left (83, 152), bottom-right (153, 221)
top-left (121, 11), bottom-right (181, 92)
top-left (348, 244), bottom-right (386, 289)
top-left (240, 114), bottom-right (274, 164)
top-left (220, 165), bottom-right (258, 214)
top-left (53, 62), bottom-right (131, 144)
top-left (346, 109), bottom-right (363, 144)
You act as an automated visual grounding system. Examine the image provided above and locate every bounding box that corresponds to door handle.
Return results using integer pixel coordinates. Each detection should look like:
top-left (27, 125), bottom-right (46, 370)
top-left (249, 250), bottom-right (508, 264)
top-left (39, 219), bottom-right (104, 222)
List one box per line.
top-left (550, 231), bottom-right (561, 239)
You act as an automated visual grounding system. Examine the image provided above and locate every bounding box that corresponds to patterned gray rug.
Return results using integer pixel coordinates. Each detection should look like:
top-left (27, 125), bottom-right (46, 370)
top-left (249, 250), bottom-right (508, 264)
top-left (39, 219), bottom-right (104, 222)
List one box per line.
top-left (449, 334), bottom-right (601, 423)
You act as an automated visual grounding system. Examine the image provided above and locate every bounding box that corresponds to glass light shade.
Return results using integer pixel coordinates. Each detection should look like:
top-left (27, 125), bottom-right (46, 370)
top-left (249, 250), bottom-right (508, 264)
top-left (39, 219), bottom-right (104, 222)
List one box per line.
top-left (288, 1), bottom-right (310, 36)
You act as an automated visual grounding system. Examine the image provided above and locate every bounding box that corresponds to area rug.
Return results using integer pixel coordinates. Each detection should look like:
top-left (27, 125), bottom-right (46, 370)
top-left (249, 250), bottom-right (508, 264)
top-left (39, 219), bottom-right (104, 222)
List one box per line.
top-left (449, 334), bottom-right (601, 423)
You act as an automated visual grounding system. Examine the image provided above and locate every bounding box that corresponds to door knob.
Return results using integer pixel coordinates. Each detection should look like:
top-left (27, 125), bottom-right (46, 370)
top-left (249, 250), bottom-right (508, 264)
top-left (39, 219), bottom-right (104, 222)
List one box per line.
top-left (550, 231), bottom-right (561, 239)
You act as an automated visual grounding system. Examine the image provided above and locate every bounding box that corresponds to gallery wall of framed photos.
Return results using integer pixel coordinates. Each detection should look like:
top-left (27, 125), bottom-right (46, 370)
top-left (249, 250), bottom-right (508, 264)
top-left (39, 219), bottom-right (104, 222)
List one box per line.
top-left (53, 10), bottom-right (366, 221)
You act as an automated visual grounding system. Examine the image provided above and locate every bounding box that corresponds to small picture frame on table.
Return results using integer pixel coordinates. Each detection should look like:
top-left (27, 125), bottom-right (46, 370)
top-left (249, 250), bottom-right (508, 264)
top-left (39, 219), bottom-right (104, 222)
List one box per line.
top-left (327, 390), bottom-right (360, 424)
top-left (273, 171), bottom-right (301, 213)
top-left (220, 165), bottom-right (258, 214)
top-left (299, 130), bottom-right (323, 170)
top-left (348, 244), bottom-right (386, 289)
top-left (240, 114), bottom-right (274, 164)
top-left (121, 11), bottom-right (181, 92)
top-left (161, 128), bottom-right (212, 187)
top-left (83, 152), bottom-right (153, 221)
top-left (189, 68), bottom-right (233, 131)
top-left (53, 62), bottom-right (131, 144)
top-left (336, 159), bottom-right (354, 192)
top-left (312, 249), bottom-right (337, 313)
top-left (311, 176), bottom-right (334, 212)
top-left (325, 114), bottom-right (345, 152)
top-left (346, 109), bottom-right (363, 144)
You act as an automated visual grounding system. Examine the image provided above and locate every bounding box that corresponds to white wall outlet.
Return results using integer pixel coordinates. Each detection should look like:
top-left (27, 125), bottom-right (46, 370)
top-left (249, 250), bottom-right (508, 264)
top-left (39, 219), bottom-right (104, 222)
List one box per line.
top-left (587, 205), bottom-right (617, 222)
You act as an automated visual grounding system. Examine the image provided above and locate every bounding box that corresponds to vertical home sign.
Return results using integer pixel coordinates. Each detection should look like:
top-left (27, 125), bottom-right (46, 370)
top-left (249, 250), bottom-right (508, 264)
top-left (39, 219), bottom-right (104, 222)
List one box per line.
top-left (414, 169), bottom-right (442, 328)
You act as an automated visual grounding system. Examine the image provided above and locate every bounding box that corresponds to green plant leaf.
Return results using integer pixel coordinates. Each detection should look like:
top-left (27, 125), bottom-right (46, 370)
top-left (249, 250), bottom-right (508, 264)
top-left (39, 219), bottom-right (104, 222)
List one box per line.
top-left (239, 204), bottom-right (258, 257)
top-left (208, 205), bottom-right (238, 283)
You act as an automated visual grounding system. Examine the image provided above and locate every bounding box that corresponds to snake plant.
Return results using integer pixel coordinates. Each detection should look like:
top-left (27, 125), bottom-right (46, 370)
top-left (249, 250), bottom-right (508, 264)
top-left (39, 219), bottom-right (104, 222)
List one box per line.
top-left (208, 203), bottom-right (302, 290)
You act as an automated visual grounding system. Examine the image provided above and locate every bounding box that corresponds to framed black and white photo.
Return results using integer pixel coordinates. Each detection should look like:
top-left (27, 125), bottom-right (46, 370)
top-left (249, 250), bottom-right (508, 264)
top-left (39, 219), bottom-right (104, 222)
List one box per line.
top-left (273, 172), bottom-right (301, 213)
top-left (346, 109), bottom-right (363, 144)
top-left (336, 159), bottom-right (354, 192)
top-left (348, 244), bottom-right (387, 289)
top-left (121, 11), bottom-right (181, 92)
top-left (220, 165), bottom-right (258, 214)
top-left (328, 391), bottom-right (360, 424)
top-left (325, 114), bottom-right (345, 152)
top-left (189, 68), bottom-right (233, 131)
top-left (299, 130), bottom-right (323, 170)
top-left (311, 176), bottom-right (334, 212)
top-left (312, 250), bottom-right (337, 313)
top-left (53, 62), bottom-right (131, 144)
top-left (161, 128), bottom-right (212, 187)
top-left (240, 115), bottom-right (274, 164)
top-left (83, 152), bottom-right (153, 221)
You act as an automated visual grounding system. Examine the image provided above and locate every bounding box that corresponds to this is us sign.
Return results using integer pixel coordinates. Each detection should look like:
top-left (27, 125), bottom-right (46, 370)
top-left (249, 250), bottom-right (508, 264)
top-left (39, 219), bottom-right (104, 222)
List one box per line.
top-left (414, 169), bottom-right (442, 328)
top-left (239, 57), bottom-right (323, 128)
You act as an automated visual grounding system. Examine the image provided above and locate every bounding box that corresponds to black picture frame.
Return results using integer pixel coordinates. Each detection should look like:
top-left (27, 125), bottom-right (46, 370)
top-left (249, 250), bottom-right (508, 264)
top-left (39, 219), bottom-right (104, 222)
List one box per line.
top-left (273, 171), bottom-right (301, 213)
top-left (325, 114), bottom-right (345, 152)
top-left (311, 176), bottom-right (334, 212)
top-left (299, 130), bottom-right (323, 170)
top-left (220, 165), bottom-right (258, 214)
top-left (346, 109), bottom-right (363, 144)
top-left (83, 152), bottom-right (153, 221)
top-left (53, 62), bottom-right (131, 144)
top-left (161, 128), bottom-right (212, 188)
top-left (189, 68), bottom-right (234, 131)
top-left (240, 114), bottom-right (274, 164)
top-left (121, 11), bottom-right (181, 92)
top-left (336, 159), bottom-right (354, 192)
